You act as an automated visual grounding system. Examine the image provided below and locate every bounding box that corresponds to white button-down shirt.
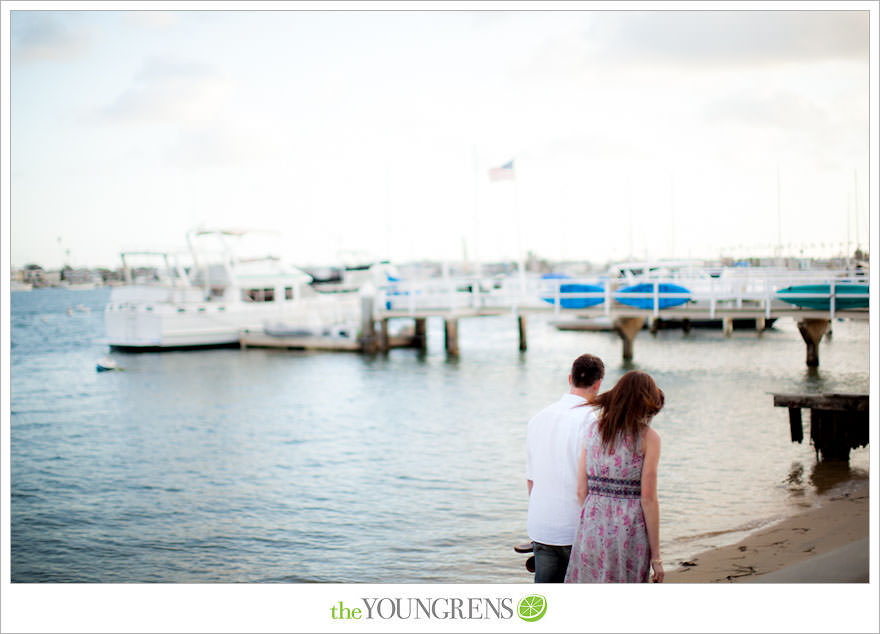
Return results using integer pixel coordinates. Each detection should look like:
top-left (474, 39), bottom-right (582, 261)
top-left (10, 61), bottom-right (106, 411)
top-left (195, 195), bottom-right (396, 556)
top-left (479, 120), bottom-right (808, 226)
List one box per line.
top-left (526, 393), bottom-right (597, 546)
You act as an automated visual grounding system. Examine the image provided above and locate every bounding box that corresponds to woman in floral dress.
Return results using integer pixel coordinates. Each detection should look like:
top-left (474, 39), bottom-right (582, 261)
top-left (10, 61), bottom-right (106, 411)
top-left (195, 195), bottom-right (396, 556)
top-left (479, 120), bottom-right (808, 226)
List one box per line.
top-left (564, 371), bottom-right (665, 583)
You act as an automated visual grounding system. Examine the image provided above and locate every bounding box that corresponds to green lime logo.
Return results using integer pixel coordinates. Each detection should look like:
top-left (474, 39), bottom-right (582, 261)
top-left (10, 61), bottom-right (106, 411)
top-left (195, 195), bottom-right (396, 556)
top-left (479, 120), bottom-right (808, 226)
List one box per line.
top-left (517, 594), bottom-right (547, 622)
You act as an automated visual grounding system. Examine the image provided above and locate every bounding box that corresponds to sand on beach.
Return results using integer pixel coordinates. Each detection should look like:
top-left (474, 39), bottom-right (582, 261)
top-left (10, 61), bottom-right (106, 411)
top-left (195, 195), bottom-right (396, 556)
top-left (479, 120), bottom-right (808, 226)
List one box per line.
top-left (667, 479), bottom-right (869, 583)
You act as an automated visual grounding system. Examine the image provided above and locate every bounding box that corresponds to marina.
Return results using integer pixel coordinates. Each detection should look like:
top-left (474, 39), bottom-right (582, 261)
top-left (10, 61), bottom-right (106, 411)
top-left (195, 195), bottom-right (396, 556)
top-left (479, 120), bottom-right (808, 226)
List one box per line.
top-left (96, 233), bottom-right (868, 370)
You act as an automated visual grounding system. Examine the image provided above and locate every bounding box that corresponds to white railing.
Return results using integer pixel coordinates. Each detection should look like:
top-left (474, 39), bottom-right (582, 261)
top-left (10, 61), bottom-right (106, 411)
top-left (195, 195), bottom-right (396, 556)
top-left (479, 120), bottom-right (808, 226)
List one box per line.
top-left (375, 270), bottom-right (869, 320)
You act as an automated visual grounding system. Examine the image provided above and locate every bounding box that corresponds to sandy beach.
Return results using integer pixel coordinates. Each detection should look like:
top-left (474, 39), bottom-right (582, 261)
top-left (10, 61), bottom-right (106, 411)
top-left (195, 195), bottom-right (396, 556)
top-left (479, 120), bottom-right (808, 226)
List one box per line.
top-left (667, 479), bottom-right (870, 583)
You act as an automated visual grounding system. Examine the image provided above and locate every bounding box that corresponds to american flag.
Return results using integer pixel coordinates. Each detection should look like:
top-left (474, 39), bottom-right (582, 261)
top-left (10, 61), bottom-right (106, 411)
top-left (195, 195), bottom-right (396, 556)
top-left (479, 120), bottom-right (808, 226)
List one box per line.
top-left (488, 159), bottom-right (515, 181)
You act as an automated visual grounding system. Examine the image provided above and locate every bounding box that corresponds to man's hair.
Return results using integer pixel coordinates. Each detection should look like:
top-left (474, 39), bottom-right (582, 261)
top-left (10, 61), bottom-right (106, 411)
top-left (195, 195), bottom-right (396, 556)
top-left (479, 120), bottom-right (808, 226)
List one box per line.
top-left (571, 353), bottom-right (604, 388)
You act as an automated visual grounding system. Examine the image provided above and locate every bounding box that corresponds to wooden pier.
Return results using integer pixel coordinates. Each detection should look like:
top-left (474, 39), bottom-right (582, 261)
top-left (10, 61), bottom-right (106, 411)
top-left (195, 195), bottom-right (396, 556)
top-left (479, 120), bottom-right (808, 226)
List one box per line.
top-left (773, 393), bottom-right (869, 461)
top-left (369, 272), bottom-right (868, 366)
top-left (241, 271), bottom-right (868, 366)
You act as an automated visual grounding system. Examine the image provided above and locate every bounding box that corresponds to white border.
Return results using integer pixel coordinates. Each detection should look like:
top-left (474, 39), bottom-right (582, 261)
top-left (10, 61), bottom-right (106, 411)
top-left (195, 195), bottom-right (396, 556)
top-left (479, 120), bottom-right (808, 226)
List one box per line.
top-left (2, 2), bottom-right (878, 633)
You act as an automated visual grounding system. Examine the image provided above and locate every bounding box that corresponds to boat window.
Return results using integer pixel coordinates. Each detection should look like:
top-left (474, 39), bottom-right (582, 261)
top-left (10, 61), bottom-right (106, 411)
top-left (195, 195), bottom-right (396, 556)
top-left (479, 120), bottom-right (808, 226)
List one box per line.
top-left (285, 286), bottom-right (294, 300)
top-left (242, 288), bottom-right (277, 302)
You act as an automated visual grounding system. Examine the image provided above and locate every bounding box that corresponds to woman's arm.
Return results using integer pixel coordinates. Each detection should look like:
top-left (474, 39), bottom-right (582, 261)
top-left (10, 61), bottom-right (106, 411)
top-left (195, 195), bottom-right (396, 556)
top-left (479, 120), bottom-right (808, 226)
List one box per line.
top-left (576, 447), bottom-right (588, 507)
top-left (640, 427), bottom-right (664, 583)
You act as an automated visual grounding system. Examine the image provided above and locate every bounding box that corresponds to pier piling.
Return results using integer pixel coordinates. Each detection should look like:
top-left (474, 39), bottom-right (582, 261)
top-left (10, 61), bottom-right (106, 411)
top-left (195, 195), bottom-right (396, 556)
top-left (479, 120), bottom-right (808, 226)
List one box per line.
top-left (722, 317), bottom-right (733, 337)
top-left (613, 317), bottom-right (646, 362)
top-left (444, 318), bottom-right (459, 356)
top-left (414, 318), bottom-right (427, 351)
top-left (797, 319), bottom-right (830, 367)
top-left (773, 393), bottom-right (868, 461)
top-left (756, 316), bottom-right (766, 334)
top-left (518, 315), bottom-right (528, 351)
top-left (379, 319), bottom-right (390, 353)
top-left (360, 295), bottom-right (377, 354)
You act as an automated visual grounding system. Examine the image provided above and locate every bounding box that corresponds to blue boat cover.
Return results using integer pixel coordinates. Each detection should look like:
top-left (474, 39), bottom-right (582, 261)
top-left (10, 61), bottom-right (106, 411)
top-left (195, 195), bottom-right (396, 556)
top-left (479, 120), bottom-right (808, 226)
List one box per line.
top-left (777, 284), bottom-right (868, 310)
top-left (540, 277), bottom-right (605, 309)
top-left (614, 283), bottom-right (691, 309)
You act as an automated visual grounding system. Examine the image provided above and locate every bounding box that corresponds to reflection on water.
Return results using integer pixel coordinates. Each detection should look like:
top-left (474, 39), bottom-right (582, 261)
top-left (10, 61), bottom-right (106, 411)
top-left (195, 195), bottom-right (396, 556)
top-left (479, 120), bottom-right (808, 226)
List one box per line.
top-left (807, 461), bottom-right (868, 495)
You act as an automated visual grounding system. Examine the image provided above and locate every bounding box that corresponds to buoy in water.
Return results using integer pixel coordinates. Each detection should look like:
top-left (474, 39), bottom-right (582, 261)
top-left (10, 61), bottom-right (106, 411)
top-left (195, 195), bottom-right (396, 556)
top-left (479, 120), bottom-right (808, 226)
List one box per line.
top-left (96, 357), bottom-right (120, 372)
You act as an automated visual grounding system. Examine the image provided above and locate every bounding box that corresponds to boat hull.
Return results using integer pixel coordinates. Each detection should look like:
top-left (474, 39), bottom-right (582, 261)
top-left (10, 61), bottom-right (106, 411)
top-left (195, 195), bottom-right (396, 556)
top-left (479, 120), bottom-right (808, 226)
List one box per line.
top-left (777, 284), bottom-right (869, 310)
top-left (105, 290), bottom-right (361, 351)
top-left (614, 283), bottom-right (691, 309)
top-left (650, 317), bottom-right (778, 331)
top-left (541, 283), bottom-right (605, 309)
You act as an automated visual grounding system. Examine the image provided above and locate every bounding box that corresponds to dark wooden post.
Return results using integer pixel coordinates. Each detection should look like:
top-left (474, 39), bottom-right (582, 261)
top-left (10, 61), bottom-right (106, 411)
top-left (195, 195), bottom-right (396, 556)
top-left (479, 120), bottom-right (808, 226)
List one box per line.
top-left (360, 294), bottom-right (376, 353)
top-left (518, 315), bottom-right (527, 351)
top-left (788, 407), bottom-right (803, 443)
top-left (773, 393), bottom-right (868, 462)
top-left (797, 319), bottom-right (830, 367)
top-left (379, 319), bottom-right (389, 353)
top-left (613, 316), bottom-right (645, 362)
top-left (414, 318), bottom-right (427, 351)
top-left (444, 318), bottom-right (459, 356)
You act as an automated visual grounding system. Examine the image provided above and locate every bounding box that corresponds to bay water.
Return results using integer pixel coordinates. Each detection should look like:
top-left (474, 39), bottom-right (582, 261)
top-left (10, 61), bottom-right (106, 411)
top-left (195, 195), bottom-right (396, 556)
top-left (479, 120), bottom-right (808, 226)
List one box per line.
top-left (9, 287), bottom-right (869, 582)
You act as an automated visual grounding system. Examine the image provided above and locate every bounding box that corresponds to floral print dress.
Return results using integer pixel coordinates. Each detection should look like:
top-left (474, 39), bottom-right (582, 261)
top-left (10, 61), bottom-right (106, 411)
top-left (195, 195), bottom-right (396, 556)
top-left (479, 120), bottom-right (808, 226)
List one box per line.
top-left (564, 420), bottom-right (650, 583)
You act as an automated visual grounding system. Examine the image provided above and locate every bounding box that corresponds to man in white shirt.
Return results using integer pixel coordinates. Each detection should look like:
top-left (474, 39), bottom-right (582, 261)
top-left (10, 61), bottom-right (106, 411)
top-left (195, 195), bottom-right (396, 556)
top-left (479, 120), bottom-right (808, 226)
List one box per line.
top-left (526, 353), bottom-right (604, 583)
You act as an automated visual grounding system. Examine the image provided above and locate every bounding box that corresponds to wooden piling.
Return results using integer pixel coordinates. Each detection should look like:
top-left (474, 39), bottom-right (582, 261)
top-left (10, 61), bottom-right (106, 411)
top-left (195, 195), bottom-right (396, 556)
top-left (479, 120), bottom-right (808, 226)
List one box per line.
top-left (444, 318), bottom-right (459, 356)
top-left (414, 318), bottom-right (427, 351)
top-left (379, 319), bottom-right (389, 353)
top-left (773, 393), bottom-right (868, 462)
top-left (788, 407), bottom-right (803, 443)
top-left (722, 317), bottom-right (733, 337)
top-left (797, 318), bottom-right (830, 367)
top-left (518, 315), bottom-right (527, 351)
top-left (360, 294), bottom-right (377, 354)
top-left (756, 316), bottom-right (766, 333)
top-left (613, 316), bottom-right (645, 362)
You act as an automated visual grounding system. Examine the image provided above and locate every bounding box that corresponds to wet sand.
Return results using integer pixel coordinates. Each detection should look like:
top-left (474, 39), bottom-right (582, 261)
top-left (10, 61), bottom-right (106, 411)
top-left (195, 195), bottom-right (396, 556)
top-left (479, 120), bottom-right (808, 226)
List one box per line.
top-left (667, 479), bottom-right (869, 583)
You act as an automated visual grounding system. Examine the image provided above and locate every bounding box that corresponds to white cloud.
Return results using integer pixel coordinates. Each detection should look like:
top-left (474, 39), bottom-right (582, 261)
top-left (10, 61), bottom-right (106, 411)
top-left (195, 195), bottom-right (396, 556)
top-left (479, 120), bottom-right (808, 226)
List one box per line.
top-left (11, 12), bottom-right (92, 63)
top-left (703, 91), bottom-right (829, 130)
top-left (586, 11), bottom-right (868, 69)
top-left (97, 57), bottom-right (228, 124)
top-left (123, 11), bottom-right (181, 29)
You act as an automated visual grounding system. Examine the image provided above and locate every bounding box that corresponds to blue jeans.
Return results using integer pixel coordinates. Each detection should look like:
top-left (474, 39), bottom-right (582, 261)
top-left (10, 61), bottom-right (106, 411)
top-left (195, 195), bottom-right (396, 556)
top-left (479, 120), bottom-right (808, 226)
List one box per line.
top-left (533, 542), bottom-right (571, 583)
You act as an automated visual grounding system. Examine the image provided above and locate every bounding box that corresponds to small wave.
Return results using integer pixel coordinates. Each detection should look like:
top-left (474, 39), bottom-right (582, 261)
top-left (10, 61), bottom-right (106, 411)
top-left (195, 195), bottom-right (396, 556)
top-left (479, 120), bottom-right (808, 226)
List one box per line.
top-left (672, 516), bottom-right (781, 543)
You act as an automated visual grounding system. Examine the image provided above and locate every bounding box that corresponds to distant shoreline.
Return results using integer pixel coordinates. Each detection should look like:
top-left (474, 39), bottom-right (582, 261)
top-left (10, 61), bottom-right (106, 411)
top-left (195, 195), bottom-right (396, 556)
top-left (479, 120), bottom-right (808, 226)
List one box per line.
top-left (667, 478), bottom-right (869, 583)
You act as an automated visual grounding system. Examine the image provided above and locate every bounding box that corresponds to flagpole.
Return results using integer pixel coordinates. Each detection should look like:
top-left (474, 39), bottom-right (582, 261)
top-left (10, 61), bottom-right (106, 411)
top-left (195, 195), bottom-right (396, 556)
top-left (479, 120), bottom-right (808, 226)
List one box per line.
top-left (488, 159), bottom-right (522, 296)
top-left (472, 145), bottom-right (481, 280)
top-left (516, 170), bottom-right (526, 299)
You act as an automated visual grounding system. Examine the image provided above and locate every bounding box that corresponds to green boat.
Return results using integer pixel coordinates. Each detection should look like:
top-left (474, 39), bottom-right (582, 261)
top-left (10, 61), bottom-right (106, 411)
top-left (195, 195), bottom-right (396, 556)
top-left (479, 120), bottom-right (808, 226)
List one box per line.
top-left (777, 283), bottom-right (869, 310)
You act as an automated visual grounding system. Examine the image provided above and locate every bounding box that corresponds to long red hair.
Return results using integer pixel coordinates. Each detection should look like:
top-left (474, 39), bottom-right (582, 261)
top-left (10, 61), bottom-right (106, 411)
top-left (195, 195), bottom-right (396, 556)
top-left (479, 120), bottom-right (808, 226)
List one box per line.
top-left (592, 370), bottom-right (664, 451)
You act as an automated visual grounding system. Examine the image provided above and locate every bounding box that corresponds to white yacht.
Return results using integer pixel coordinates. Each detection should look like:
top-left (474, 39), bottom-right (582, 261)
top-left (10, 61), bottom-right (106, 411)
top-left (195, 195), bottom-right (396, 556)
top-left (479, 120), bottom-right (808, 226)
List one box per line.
top-left (104, 229), bottom-right (361, 350)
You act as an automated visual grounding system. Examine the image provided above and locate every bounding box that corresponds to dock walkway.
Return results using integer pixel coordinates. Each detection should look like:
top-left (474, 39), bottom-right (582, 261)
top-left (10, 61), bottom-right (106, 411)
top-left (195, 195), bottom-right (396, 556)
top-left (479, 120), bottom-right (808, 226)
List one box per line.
top-left (365, 271), bottom-right (869, 365)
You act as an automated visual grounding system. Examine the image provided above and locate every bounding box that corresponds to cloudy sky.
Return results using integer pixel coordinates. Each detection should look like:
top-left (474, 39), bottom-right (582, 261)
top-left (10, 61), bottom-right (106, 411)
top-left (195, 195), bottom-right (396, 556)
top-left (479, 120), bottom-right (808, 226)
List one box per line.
top-left (4, 4), bottom-right (874, 270)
